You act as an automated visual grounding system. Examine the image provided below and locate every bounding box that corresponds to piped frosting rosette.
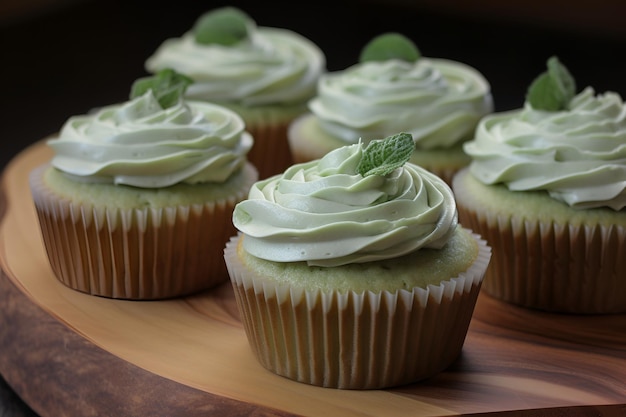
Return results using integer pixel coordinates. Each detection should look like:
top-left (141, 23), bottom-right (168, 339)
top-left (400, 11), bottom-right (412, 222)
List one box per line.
top-left (465, 87), bottom-right (626, 210)
top-left (225, 136), bottom-right (491, 388)
top-left (309, 58), bottom-right (493, 149)
top-left (145, 27), bottom-right (325, 107)
top-left (456, 64), bottom-right (626, 313)
top-left (48, 90), bottom-right (253, 187)
top-left (30, 87), bottom-right (257, 299)
top-left (235, 140), bottom-right (458, 266)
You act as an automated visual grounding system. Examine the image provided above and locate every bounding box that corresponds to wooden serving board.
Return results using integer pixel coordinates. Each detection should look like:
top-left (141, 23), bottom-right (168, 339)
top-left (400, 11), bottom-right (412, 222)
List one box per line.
top-left (1, 142), bottom-right (626, 417)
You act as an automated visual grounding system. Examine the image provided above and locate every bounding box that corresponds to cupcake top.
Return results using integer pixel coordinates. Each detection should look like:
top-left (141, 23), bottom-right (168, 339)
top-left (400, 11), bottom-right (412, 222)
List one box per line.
top-left (464, 56), bottom-right (626, 210)
top-left (308, 33), bottom-right (493, 149)
top-left (48, 69), bottom-right (253, 188)
top-left (144, 7), bottom-right (325, 107)
top-left (233, 133), bottom-right (458, 267)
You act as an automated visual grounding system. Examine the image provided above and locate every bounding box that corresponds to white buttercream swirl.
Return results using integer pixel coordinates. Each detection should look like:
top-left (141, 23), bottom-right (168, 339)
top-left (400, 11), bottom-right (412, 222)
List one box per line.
top-left (233, 142), bottom-right (458, 267)
top-left (464, 87), bottom-right (626, 210)
top-left (145, 27), bottom-right (325, 106)
top-left (309, 58), bottom-right (493, 148)
top-left (48, 91), bottom-right (253, 188)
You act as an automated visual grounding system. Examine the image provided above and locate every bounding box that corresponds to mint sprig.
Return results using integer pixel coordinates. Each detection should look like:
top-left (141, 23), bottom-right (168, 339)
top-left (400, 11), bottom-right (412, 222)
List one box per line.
top-left (130, 69), bottom-right (193, 109)
top-left (193, 7), bottom-right (252, 46)
top-left (526, 56), bottom-right (577, 111)
top-left (359, 33), bottom-right (421, 63)
top-left (356, 133), bottom-right (415, 177)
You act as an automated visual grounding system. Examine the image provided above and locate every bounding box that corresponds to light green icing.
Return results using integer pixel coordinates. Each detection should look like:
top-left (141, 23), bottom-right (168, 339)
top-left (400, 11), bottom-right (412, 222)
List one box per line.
top-left (237, 226), bottom-right (477, 293)
top-left (308, 58), bottom-right (493, 149)
top-left (233, 141), bottom-right (458, 267)
top-left (145, 26), bottom-right (325, 106)
top-left (48, 91), bottom-right (253, 188)
top-left (464, 87), bottom-right (626, 210)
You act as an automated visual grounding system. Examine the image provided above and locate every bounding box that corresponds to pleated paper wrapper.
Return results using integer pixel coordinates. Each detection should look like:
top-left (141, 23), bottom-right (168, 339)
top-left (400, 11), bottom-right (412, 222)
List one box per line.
top-left (453, 170), bottom-right (626, 314)
top-left (244, 123), bottom-right (293, 180)
top-left (224, 232), bottom-right (491, 389)
top-left (29, 164), bottom-right (255, 300)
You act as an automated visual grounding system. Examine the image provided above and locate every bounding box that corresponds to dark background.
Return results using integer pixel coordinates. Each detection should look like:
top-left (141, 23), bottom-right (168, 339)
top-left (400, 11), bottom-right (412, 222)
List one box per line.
top-left (1, 0), bottom-right (625, 415)
top-left (1, 0), bottom-right (625, 171)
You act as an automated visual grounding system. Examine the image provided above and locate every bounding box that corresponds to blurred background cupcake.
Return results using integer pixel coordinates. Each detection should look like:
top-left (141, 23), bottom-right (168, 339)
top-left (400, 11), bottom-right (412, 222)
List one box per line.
top-left (225, 133), bottom-right (491, 389)
top-left (30, 70), bottom-right (258, 300)
top-left (288, 33), bottom-right (493, 184)
top-left (453, 56), bottom-right (626, 314)
top-left (145, 7), bottom-right (326, 179)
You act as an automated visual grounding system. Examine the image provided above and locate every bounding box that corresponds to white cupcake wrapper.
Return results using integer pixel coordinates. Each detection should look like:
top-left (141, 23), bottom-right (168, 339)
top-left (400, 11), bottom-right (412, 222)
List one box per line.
top-left (30, 165), bottom-right (252, 299)
top-left (224, 231), bottom-right (491, 389)
top-left (458, 204), bottom-right (626, 314)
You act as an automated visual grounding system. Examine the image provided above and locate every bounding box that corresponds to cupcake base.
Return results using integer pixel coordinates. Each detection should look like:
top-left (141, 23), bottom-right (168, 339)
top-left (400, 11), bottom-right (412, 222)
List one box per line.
top-left (224, 231), bottom-right (491, 389)
top-left (30, 163), bottom-right (257, 300)
top-left (453, 168), bottom-right (626, 314)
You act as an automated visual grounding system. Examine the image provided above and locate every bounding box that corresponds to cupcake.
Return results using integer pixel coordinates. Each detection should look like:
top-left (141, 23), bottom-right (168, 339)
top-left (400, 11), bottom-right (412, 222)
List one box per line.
top-left (453, 56), bottom-right (626, 314)
top-left (145, 7), bottom-right (326, 179)
top-left (287, 33), bottom-right (493, 184)
top-left (30, 69), bottom-right (258, 300)
top-left (224, 133), bottom-right (491, 389)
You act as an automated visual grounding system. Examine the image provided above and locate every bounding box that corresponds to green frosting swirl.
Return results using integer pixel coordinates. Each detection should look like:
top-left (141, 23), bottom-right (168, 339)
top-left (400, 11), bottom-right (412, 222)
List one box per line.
top-left (48, 91), bottom-right (253, 188)
top-left (309, 58), bottom-right (493, 149)
top-left (464, 87), bottom-right (626, 210)
top-left (233, 142), bottom-right (458, 267)
top-left (145, 25), bottom-right (325, 106)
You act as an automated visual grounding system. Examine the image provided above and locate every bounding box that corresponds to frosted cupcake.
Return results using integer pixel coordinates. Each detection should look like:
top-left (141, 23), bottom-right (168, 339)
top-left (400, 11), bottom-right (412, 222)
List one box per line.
top-left (30, 69), bottom-right (258, 300)
top-left (288, 33), bottom-right (493, 184)
top-left (145, 7), bottom-right (326, 179)
top-left (224, 133), bottom-right (491, 389)
top-left (453, 56), bottom-right (626, 314)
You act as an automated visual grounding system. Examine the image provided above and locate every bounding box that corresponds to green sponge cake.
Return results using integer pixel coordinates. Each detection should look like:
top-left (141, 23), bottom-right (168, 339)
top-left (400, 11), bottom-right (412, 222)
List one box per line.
top-left (453, 56), bottom-right (626, 314)
top-left (41, 160), bottom-right (255, 210)
top-left (30, 70), bottom-right (258, 300)
top-left (224, 133), bottom-right (491, 389)
top-left (235, 226), bottom-right (479, 293)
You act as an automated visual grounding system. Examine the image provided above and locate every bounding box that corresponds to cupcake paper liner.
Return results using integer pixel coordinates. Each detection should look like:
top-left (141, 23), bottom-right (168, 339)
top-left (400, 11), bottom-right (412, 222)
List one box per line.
top-left (246, 123), bottom-right (294, 180)
top-left (453, 170), bottom-right (626, 314)
top-left (29, 165), bottom-right (254, 300)
top-left (224, 232), bottom-right (491, 389)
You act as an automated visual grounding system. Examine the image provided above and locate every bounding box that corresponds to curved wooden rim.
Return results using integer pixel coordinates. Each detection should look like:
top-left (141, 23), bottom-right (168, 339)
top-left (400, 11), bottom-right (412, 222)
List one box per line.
top-left (0, 267), bottom-right (295, 417)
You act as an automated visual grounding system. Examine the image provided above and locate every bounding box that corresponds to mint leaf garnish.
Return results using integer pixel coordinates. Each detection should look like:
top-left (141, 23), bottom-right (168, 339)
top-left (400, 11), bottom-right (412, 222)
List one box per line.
top-left (356, 133), bottom-right (415, 177)
top-left (130, 69), bottom-right (193, 109)
top-left (193, 7), bottom-right (252, 46)
top-left (526, 56), bottom-right (576, 111)
top-left (359, 33), bottom-right (421, 63)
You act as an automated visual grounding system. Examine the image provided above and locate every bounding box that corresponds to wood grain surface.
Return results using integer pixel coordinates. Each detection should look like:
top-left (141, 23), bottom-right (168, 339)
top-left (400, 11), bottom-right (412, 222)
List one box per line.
top-left (0, 141), bottom-right (625, 417)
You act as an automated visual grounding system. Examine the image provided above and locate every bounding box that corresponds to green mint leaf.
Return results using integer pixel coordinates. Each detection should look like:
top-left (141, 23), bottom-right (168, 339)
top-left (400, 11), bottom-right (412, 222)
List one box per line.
top-left (357, 133), bottom-right (415, 177)
top-left (526, 56), bottom-right (576, 111)
top-left (193, 7), bottom-right (252, 46)
top-left (130, 69), bottom-right (193, 109)
top-left (547, 56), bottom-right (576, 102)
top-left (359, 33), bottom-right (421, 63)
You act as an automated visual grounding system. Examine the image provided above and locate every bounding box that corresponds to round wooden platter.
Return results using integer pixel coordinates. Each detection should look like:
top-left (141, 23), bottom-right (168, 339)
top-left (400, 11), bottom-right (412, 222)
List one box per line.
top-left (1, 142), bottom-right (626, 417)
